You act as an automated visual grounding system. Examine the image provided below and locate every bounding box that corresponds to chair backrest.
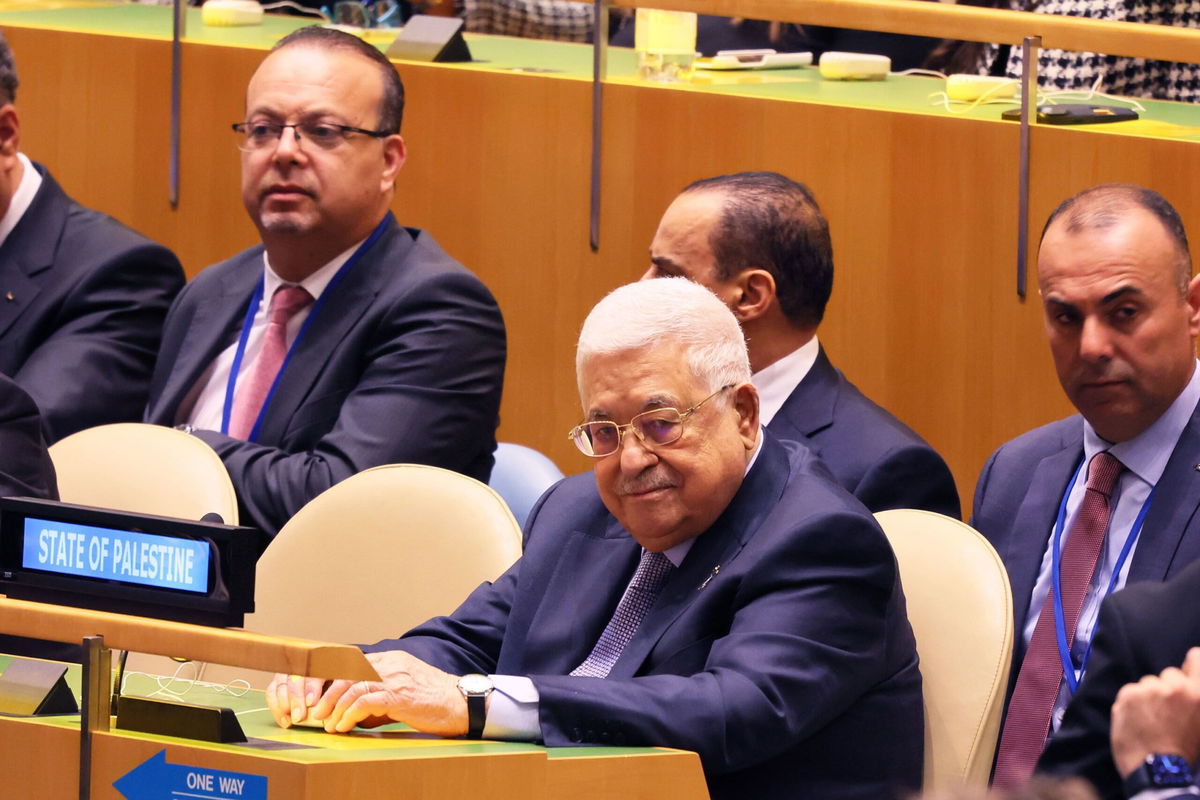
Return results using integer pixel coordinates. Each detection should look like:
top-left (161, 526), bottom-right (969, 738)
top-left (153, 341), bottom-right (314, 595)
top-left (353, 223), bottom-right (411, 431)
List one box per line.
top-left (247, 463), bottom-right (522, 645)
top-left (48, 423), bottom-right (239, 524)
top-left (488, 442), bottom-right (564, 528)
top-left (873, 509), bottom-right (1014, 791)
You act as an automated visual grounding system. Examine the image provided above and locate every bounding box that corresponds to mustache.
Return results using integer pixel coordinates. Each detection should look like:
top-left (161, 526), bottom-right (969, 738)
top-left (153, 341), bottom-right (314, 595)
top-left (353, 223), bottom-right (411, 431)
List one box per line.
top-left (1075, 361), bottom-right (1134, 383)
top-left (619, 469), bottom-right (678, 496)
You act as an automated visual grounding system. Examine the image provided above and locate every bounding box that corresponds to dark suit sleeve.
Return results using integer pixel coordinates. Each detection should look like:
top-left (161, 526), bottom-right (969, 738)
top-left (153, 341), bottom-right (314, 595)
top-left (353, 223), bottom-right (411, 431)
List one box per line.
top-left (194, 267), bottom-right (505, 534)
top-left (528, 509), bottom-right (904, 775)
top-left (0, 373), bottom-right (57, 499)
top-left (1037, 591), bottom-right (1143, 800)
top-left (852, 441), bottom-right (961, 519)
top-left (374, 490), bottom-right (911, 778)
top-left (15, 240), bottom-right (184, 442)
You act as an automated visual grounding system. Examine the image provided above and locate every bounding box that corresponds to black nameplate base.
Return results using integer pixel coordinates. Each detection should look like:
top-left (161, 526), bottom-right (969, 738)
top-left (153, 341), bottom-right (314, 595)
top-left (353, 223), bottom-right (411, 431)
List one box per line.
top-left (386, 15), bottom-right (472, 62)
top-left (0, 658), bottom-right (79, 716)
top-left (116, 695), bottom-right (246, 743)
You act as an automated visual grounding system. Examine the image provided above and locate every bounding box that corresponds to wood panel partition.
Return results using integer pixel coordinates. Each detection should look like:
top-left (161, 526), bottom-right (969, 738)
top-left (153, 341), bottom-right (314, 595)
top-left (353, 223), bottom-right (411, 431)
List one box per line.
top-left (3, 14), bottom-right (1199, 510)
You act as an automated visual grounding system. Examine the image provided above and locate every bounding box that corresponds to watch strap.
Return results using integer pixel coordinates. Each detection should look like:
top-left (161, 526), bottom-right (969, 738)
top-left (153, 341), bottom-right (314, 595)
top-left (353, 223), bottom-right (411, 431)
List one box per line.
top-left (458, 674), bottom-right (492, 739)
top-left (1124, 754), bottom-right (1195, 797)
top-left (465, 692), bottom-right (486, 739)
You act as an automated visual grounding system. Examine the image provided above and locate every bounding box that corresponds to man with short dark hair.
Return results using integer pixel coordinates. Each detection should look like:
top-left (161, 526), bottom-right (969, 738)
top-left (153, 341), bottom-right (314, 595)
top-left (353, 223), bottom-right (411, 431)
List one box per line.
top-left (645, 171), bottom-right (959, 518)
top-left (264, 278), bottom-right (923, 800)
top-left (0, 32), bottom-right (184, 443)
top-left (145, 27), bottom-right (506, 536)
top-left (974, 184), bottom-right (1200, 789)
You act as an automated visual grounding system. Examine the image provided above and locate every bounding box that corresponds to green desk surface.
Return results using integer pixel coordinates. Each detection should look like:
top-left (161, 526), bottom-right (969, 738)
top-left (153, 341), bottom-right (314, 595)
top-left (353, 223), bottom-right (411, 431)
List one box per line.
top-left (0, 3), bottom-right (1197, 137)
top-left (0, 655), bottom-right (669, 763)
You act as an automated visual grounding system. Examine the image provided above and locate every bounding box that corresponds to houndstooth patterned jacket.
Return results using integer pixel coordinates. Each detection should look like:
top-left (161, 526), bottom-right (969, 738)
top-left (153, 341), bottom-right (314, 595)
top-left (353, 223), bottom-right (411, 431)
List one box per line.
top-left (980, 0), bottom-right (1200, 102)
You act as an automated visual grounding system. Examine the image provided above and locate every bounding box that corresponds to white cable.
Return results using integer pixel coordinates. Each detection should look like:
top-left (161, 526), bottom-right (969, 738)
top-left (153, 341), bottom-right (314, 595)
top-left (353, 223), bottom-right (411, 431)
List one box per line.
top-left (1036, 76), bottom-right (1147, 112)
top-left (260, 1), bottom-right (329, 19)
top-left (121, 667), bottom-right (254, 700)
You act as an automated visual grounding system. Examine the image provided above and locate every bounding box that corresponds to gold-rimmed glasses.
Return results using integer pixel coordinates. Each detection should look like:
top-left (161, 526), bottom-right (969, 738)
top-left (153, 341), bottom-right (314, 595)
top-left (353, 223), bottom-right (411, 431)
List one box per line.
top-left (568, 384), bottom-right (734, 458)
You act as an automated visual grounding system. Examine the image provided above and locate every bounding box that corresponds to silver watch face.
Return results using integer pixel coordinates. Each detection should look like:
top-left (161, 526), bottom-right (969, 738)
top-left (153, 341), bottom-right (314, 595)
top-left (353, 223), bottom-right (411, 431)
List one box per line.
top-left (458, 673), bottom-right (493, 696)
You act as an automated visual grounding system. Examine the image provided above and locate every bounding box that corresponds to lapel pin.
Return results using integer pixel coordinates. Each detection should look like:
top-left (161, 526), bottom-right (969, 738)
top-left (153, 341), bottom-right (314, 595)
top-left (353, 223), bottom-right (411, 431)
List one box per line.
top-left (4, 292), bottom-right (12, 301)
top-left (697, 565), bottom-right (720, 590)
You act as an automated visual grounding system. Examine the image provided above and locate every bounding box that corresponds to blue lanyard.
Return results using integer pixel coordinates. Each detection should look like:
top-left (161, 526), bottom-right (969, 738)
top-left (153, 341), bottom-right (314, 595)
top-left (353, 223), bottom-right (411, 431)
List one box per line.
top-left (1050, 455), bottom-right (1154, 694)
top-left (220, 214), bottom-right (391, 442)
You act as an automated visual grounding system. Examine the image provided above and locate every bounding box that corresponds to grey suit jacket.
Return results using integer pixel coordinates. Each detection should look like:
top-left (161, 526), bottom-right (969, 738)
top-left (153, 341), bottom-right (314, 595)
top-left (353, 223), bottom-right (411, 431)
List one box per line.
top-left (972, 411), bottom-right (1200, 680)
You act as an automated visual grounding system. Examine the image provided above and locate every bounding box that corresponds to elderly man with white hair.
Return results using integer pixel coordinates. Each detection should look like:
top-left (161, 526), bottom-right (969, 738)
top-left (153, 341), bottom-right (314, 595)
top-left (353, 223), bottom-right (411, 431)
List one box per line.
top-left (265, 278), bottom-right (924, 800)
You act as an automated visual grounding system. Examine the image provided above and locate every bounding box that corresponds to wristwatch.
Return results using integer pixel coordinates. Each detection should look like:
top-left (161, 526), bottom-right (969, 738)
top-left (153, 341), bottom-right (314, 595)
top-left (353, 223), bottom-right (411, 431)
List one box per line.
top-left (456, 673), bottom-right (493, 739)
top-left (1123, 753), bottom-right (1195, 796)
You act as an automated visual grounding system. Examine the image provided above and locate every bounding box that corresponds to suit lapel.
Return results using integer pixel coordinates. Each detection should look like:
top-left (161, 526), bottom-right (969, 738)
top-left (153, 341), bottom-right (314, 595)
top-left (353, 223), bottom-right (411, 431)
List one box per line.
top-left (155, 261), bottom-right (259, 422)
top-left (1129, 413), bottom-right (1200, 581)
top-left (607, 434), bottom-right (792, 679)
top-left (253, 221), bottom-right (410, 444)
top-left (518, 524), bottom-right (641, 675)
top-left (767, 346), bottom-right (838, 452)
top-left (1006, 432), bottom-right (1083, 641)
top-left (0, 166), bottom-right (63, 343)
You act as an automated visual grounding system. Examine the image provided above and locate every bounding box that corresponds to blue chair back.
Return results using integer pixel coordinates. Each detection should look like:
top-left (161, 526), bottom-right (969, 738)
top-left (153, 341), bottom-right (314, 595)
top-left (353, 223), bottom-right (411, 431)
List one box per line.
top-left (489, 442), bottom-right (565, 528)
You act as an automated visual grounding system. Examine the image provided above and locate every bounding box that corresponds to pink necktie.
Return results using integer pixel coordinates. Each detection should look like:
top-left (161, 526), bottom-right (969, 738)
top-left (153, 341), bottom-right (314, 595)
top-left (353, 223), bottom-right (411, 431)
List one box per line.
top-left (228, 285), bottom-right (312, 440)
top-left (992, 450), bottom-right (1123, 789)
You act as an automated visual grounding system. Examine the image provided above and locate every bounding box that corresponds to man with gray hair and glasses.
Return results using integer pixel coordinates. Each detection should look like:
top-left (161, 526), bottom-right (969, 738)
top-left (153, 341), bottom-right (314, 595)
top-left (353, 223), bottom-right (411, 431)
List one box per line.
top-left (144, 26), bottom-right (505, 536)
top-left (265, 278), bottom-right (924, 800)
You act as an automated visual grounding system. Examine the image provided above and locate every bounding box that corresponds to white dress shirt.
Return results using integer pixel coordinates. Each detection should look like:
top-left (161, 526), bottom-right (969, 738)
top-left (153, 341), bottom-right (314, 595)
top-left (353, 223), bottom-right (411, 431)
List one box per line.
top-left (179, 240), bottom-right (364, 429)
top-left (1024, 361), bottom-right (1200, 732)
top-left (0, 153), bottom-right (42, 249)
top-left (751, 336), bottom-right (819, 425)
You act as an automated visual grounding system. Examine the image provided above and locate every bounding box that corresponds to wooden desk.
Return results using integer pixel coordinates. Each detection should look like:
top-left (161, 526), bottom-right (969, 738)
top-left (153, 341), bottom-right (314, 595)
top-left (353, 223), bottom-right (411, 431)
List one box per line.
top-left (0, 662), bottom-right (708, 800)
top-left (2, 7), bottom-right (1199, 505)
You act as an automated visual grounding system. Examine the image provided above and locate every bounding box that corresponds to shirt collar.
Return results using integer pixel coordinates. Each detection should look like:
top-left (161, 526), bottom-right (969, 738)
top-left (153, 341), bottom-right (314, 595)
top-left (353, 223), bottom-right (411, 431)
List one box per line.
top-left (1083, 359), bottom-right (1200, 486)
top-left (752, 336), bottom-right (820, 425)
top-left (261, 234), bottom-right (367, 301)
top-left (660, 431), bottom-right (763, 568)
top-left (0, 153), bottom-right (43, 249)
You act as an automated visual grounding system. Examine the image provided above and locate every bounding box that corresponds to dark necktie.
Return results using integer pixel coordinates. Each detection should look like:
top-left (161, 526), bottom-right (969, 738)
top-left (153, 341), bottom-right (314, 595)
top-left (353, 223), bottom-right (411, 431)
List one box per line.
top-left (993, 450), bottom-right (1123, 789)
top-left (570, 550), bottom-right (674, 679)
top-left (228, 285), bottom-right (313, 440)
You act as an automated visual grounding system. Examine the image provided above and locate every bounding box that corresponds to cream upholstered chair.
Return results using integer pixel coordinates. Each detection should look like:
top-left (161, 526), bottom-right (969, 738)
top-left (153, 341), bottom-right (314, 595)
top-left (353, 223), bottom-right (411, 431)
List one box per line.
top-left (48, 423), bottom-right (238, 524)
top-left (873, 509), bottom-right (1014, 791)
top-left (204, 463), bottom-right (523, 687)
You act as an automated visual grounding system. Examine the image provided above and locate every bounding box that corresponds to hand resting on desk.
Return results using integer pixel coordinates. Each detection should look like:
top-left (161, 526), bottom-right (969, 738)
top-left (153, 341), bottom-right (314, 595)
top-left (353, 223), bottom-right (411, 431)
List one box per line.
top-left (265, 650), bottom-right (470, 737)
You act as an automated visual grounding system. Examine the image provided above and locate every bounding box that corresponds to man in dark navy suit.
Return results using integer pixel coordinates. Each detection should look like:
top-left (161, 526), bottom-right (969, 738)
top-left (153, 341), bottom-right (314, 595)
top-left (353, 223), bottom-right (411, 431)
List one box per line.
top-left (0, 32), bottom-right (184, 443)
top-left (145, 28), bottom-right (505, 536)
top-left (974, 185), bottom-right (1200, 789)
top-left (644, 171), bottom-right (959, 518)
top-left (263, 278), bottom-right (923, 800)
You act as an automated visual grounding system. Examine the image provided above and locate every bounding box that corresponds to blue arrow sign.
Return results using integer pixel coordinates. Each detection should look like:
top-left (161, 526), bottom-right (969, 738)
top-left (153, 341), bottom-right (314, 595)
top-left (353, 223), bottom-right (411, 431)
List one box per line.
top-left (114, 749), bottom-right (267, 800)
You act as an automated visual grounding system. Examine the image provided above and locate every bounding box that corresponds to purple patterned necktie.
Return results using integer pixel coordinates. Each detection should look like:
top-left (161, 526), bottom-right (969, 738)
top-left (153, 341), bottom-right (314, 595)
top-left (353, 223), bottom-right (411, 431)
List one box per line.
top-left (993, 450), bottom-right (1124, 789)
top-left (570, 550), bottom-right (674, 679)
top-left (228, 285), bottom-right (313, 440)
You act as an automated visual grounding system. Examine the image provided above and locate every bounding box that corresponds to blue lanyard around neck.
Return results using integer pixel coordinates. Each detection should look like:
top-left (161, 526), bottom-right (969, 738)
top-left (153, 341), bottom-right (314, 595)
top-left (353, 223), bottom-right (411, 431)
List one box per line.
top-left (219, 214), bottom-right (391, 442)
top-left (1050, 455), bottom-right (1154, 694)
